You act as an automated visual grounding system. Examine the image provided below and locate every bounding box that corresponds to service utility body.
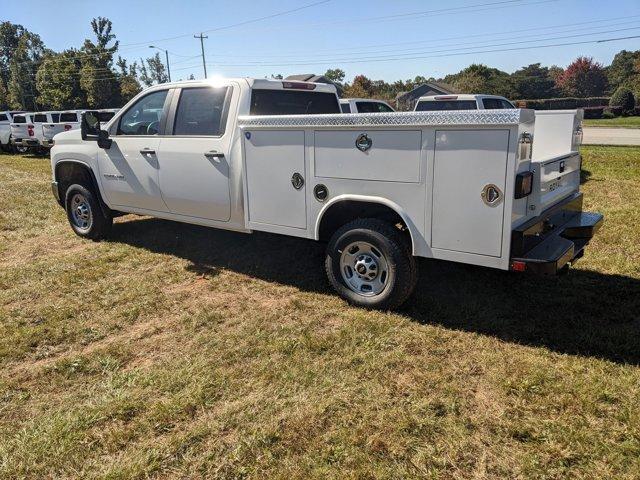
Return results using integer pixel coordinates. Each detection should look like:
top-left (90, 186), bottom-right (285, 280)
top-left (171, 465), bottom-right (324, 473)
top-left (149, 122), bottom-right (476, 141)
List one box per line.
top-left (50, 78), bottom-right (603, 309)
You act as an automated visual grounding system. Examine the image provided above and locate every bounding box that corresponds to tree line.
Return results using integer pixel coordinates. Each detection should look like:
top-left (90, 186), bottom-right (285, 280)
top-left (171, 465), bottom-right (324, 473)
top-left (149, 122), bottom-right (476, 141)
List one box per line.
top-left (1, 16), bottom-right (639, 112)
top-left (0, 18), bottom-right (171, 111)
top-left (327, 50), bottom-right (640, 106)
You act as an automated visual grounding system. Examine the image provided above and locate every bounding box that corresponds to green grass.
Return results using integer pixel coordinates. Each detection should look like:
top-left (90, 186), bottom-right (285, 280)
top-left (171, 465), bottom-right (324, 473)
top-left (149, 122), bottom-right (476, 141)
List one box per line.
top-left (1, 147), bottom-right (639, 478)
top-left (583, 116), bottom-right (640, 128)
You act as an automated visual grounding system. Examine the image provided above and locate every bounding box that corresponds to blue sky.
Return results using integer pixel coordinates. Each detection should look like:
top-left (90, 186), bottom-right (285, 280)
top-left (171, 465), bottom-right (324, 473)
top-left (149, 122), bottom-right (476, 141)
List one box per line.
top-left (5, 0), bottom-right (640, 81)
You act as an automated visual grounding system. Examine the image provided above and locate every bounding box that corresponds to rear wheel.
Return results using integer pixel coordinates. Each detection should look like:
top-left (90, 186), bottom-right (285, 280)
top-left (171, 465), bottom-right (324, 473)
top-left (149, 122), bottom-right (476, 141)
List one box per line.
top-left (64, 184), bottom-right (112, 240)
top-left (325, 218), bottom-right (417, 310)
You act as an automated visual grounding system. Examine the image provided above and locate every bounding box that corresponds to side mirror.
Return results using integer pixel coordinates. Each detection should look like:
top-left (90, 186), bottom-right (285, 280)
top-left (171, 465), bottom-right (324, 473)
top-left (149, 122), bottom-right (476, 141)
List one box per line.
top-left (81, 111), bottom-right (111, 149)
top-left (81, 111), bottom-right (100, 139)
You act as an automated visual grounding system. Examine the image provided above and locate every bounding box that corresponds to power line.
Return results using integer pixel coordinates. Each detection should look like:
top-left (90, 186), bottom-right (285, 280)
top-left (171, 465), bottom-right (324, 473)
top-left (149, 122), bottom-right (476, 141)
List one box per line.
top-left (119, 0), bottom-right (332, 47)
top-left (174, 27), bottom-right (640, 68)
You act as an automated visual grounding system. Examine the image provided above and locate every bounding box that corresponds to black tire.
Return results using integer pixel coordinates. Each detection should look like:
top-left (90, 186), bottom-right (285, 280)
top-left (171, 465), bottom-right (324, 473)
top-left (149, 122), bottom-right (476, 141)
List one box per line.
top-left (325, 218), bottom-right (417, 310)
top-left (64, 183), bottom-right (112, 241)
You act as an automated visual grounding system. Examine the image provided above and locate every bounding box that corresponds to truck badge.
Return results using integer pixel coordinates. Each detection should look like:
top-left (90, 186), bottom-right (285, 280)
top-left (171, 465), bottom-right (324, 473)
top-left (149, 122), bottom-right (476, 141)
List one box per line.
top-left (355, 133), bottom-right (372, 152)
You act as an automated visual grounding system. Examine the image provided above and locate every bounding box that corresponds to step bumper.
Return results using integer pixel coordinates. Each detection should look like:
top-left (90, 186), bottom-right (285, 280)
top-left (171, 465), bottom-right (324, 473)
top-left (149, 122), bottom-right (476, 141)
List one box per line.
top-left (510, 193), bottom-right (603, 275)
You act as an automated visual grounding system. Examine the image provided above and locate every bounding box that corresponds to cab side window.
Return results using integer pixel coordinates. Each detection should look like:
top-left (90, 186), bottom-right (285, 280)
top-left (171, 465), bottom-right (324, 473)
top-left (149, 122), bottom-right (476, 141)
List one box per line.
top-left (173, 87), bottom-right (229, 136)
top-left (118, 90), bottom-right (168, 136)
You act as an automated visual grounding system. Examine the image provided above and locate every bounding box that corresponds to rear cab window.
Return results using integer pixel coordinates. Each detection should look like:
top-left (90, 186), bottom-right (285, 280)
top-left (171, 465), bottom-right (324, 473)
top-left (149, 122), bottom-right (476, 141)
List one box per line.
top-left (0, 114), bottom-right (7, 122)
top-left (97, 112), bottom-right (115, 122)
top-left (355, 101), bottom-right (394, 113)
top-left (13, 115), bottom-right (27, 124)
top-left (340, 103), bottom-right (351, 113)
top-left (33, 114), bottom-right (47, 123)
top-left (51, 113), bottom-right (60, 123)
top-left (250, 89), bottom-right (340, 115)
top-left (415, 100), bottom-right (477, 111)
top-left (60, 113), bottom-right (79, 122)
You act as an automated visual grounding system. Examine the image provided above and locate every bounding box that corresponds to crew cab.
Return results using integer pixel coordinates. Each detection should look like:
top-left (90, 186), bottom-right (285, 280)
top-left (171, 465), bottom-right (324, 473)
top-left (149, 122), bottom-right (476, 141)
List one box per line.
top-left (415, 94), bottom-right (515, 111)
top-left (50, 78), bottom-right (602, 310)
top-left (340, 98), bottom-right (395, 113)
top-left (10, 113), bottom-right (37, 152)
top-left (0, 111), bottom-right (25, 152)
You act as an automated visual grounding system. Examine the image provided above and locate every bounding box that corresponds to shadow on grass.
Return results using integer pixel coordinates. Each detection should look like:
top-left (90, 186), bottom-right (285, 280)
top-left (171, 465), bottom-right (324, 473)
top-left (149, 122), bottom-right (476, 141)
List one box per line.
top-left (111, 218), bottom-right (640, 365)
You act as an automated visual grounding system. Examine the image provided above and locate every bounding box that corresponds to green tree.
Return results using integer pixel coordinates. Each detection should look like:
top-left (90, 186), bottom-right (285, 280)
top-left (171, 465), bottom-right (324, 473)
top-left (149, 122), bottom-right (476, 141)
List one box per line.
top-left (0, 22), bottom-right (46, 110)
top-left (36, 50), bottom-right (86, 109)
top-left (556, 57), bottom-right (607, 97)
top-left (116, 56), bottom-right (141, 103)
top-left (445, 64), bottom-right (514, 97)
top-left (607, 50), bottom-right (640, 92)
top-left (145, 53), bottom-right (168, 84)
top-left (80, 17), bottom-right (120, 108)
top-left (609, 86), bottom-right (635, 113)
top-left (324, 68), bottom-right (345, 84)
top-left (0, 80), bottom-right (8, 109)
top-left (511, 63), bottom-right (556, 99)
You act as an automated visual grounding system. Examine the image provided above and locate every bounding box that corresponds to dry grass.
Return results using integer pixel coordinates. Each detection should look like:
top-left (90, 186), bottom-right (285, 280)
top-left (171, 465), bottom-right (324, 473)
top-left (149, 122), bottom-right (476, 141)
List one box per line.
top-left (0, 147), bottom-right (639, 479)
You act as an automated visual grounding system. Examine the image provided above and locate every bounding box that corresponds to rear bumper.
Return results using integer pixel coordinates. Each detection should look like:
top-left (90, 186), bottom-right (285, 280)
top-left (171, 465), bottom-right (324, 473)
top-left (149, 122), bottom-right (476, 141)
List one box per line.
top-left (510, 193), bottom-right (603, 275)
top-left (13, 138), bottom-right (39, 147)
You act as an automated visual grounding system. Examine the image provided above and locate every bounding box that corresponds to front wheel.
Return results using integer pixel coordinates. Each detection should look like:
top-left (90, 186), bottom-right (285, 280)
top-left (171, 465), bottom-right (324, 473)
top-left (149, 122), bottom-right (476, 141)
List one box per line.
top-left (64, 184), bottom-right (112, 240)
top-left (325, 218), bottom-right (417, 310)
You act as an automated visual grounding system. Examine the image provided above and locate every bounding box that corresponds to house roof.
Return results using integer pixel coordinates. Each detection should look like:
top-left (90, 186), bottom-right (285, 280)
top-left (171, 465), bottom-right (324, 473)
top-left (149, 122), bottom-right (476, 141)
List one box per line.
top-left (395, 81), bottom-right (457, 101)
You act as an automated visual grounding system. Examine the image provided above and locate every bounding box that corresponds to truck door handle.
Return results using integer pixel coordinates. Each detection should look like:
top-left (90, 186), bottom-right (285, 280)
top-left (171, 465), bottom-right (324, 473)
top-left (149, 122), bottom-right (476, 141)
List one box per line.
top-left (139, 148), bottom-right (156, 155)
top-left (204, 150), bottom-right (224, 159)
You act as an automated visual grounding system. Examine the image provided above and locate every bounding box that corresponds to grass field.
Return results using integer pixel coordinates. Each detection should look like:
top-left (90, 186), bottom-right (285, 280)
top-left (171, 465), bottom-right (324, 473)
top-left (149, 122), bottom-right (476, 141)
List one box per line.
top-left (583, 116), bottom-right (640, 128)
top-left (1, 146), bottom-right (639, 478)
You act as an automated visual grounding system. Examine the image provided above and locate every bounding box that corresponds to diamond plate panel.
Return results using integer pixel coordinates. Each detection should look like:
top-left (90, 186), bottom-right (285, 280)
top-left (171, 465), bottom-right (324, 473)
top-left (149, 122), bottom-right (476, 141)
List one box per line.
top-left (238, 109), bottom-right (524, 128)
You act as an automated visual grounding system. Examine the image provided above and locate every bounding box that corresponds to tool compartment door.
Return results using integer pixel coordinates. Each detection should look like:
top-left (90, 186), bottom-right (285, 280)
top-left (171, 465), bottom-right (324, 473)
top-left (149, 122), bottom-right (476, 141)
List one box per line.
top-left (243, 130), bottom-right (307, 231)
top-left (431, 129), bottom-right (509, 257)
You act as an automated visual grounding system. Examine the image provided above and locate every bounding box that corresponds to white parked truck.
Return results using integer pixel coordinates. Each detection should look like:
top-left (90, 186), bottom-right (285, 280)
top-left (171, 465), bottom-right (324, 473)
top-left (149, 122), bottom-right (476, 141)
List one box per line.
top-left (0, 111), bottom-right (26, 152)
top-left (415, 94), bottom-right (515, 111)
top-left (340, 98), bottom-right (395, 113)
top-left (10, 113), bottom-right (38, 152)
top-left (50, 78), bottom-right (602, 309)
top-left (42, 109), bottom-right (118, 148)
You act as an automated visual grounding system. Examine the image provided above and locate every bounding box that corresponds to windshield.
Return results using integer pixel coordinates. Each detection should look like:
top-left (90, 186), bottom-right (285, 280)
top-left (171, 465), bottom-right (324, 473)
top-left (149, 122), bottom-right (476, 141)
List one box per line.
top-left (250, 89), bottom-right (340, 115)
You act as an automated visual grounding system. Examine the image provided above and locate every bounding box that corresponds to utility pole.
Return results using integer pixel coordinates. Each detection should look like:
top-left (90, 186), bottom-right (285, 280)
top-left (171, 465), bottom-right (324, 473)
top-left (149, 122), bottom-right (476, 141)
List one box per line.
top-left (194, 33), bottom-right (208, 79)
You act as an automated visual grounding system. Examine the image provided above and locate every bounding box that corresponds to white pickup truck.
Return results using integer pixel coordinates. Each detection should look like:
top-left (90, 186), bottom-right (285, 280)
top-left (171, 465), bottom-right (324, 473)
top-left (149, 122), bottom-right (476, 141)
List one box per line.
top-left (415, 94), bottom-right (515, 111)
top-left (42, 109), bottom-right (119, 148)
top-left (10, 113), bottom-right (38, 152)
top-left (50, 78), bottom-right (602, 309)
top-left (0, 111), bottom-right (26, 152)
top-left (340, 98), bottom-right (395, 113)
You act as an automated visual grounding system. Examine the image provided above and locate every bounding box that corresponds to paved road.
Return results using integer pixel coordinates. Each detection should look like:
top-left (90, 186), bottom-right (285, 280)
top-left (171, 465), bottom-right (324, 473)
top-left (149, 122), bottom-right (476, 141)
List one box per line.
top-left (583, 127), bottom-right (640, 146)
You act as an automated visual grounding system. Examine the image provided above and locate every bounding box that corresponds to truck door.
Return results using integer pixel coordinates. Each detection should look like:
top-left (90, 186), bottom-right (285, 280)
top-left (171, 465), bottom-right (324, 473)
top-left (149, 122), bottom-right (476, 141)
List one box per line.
top-left (97, 89), bottom-right (170, 212)
top-left (431, 129), bottom-right (509, 258)
top-left (156, 85), bottom-right (234, 222)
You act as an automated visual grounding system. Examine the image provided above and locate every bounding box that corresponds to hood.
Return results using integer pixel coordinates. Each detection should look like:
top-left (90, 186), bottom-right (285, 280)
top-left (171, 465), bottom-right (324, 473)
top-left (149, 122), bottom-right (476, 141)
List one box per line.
top-left (52, 128), bottom-right (83, 145)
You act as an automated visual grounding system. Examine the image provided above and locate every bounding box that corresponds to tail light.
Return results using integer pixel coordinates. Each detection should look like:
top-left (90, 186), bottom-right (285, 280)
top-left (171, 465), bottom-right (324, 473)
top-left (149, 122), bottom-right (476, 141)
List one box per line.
top-left (64, 124), bottom-right (72, 131)
top-left (282, 81), bottom-right (316, 90)
top-left (27, 125), bottom-right (34, 136)
top-left (515, 171), bottom-right (534, 199)
top-left (511, 260), bottom-right (527, 272)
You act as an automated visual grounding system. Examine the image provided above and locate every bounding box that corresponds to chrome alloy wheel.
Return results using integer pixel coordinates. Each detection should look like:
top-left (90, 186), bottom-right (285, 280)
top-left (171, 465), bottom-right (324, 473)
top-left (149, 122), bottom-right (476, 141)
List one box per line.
top-left (70, 193), bottom-right (93, 232)
top-left (339, 241), bottom-right (389, 296)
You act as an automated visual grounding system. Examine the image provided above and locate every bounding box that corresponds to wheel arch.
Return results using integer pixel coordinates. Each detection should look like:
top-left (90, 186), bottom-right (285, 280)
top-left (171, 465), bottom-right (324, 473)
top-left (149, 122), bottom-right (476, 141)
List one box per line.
top-left (315, 195), bottom-right (418, 255)
top-left (54, 160), bottom-right (109, 215)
